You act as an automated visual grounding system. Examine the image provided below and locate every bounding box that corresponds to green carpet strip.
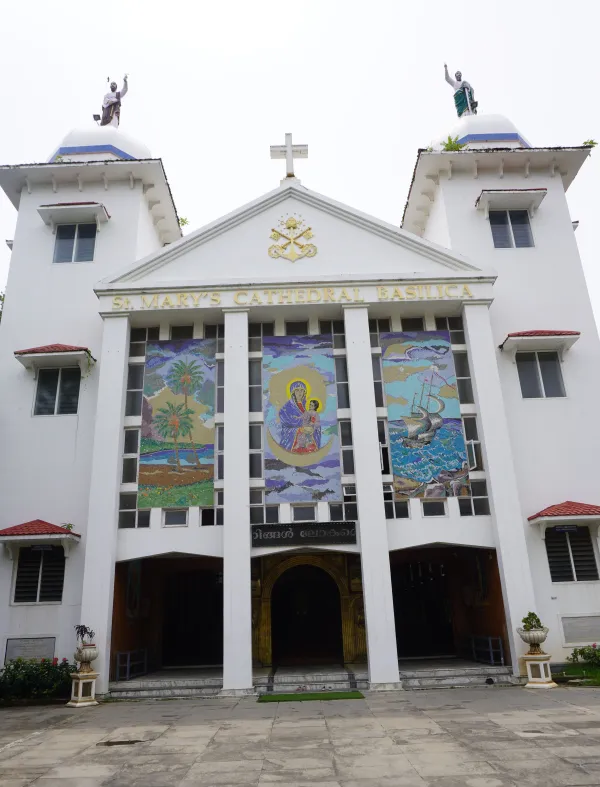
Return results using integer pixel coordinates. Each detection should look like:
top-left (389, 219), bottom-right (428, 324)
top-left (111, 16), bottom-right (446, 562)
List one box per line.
top-left (258, 691), bottom-right (364, 702)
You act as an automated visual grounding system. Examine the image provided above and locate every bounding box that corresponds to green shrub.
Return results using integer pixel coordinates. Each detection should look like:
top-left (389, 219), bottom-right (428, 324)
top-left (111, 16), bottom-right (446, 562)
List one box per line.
top-left (521, 612), bottom-right (544, 631)
top-left (568, 644), bottom-right (600, 668)
top-left (0, 658), bottom-right (77, 700)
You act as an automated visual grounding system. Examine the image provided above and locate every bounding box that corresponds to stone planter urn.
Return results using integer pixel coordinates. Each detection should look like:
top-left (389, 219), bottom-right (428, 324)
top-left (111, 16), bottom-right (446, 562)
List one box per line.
top-left (517, 627), bottom-right (549, 655)
top-left (74, 643), bottom-right (99, 674)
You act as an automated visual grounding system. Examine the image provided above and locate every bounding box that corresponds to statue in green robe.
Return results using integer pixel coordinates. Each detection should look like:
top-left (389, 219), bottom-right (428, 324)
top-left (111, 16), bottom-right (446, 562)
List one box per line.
top-left (444, 64), bottom-right (478, 118)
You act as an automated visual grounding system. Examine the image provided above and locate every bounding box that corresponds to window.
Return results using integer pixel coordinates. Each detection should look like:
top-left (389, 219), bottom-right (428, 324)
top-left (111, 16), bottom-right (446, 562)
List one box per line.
top-left (216, 360), bottom-right (224, 413)
top-left (401, 317), bottom-right (425, 332)
top-left (286, 321), bottom-right (308, 335)
top-left (170, 325), bottom-right (194, 340)
top-left (164, 509), bottom-right (187, 526)
top-left (125, 364), bottom-right (144, 416)
top-left (458, 481), bottom-right (491, 516)
top-left (249, 424), bottom-right (263, 479)
top-left (34, 367), bottom-right (81, 415)
top-left (205, 323), bottom-right (225, 354)
top-left (369, 318), bottom-right (391, 348)
top-left (319, 320), bottom-right (346, 349)
top-left (122, 428), bottom-right (140, 483)
top-left (383, 485), bottom-right (409, 519)
top-left (463, 416), bottom-right (483, 471)
top-left (216, 426), bottom-right (224, 480)
top-left (335, 357), bottom-right (350, 408)
top-left (250, 489), bottom-right (279, 524)
top-left (489, 210), bottom-right (534, 248)
top-left (249, 360), bottom-right (262, 412)
top-left (53, 223), bottom-right (96, 263)
top-left (330, 485), bottom-right (358, 521)
top-left (129, 326), bottom-right (159, 357)
top-left (516, 352), bottom-right (565, 399)
top-left (14, 546), bottom-right (65, 603)
top-left (378, 420), bottom-right (391, 474)
top-left (293, 505), bottom-right (316, 522)
top-left (339, 420), bottom-right (355, 475)
top-left (249, 322), bottom-right (274, 352)
top-left (201, 491), bottom-right (224, 526)
top-left (422, 500), bottom-right (446, 517)
top-left (453, 352), bottom-right (474, 404)
top-left (372, 355), bottom-right (384, 407)
top-left (435, 316), bottom-right (465, 345)
top-left (118, 493), bottom-right (150, 528)
top-left (545, 527), bottom-right (599, 582)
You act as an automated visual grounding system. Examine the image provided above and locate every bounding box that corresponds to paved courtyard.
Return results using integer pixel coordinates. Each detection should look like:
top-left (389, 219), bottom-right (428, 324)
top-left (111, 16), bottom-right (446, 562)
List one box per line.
top-left (3, 687), bottom-right (600, 785)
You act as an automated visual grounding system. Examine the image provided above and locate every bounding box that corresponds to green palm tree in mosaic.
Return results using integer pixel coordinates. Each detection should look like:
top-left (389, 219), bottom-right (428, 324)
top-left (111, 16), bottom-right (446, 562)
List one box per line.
top-left (154, 402), bottom-right (195, 473)
top-left (167, 359), bottom-right (205, 468)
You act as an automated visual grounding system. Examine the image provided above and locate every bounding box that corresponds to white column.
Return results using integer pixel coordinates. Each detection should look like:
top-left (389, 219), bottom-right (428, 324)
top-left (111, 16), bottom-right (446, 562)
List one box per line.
top-left (343, 306), bottom-right (401, 688)
top-left (221, 309), bottom-right (253, 693)
top-left (80, 314), bottom-right (130, 694)
top-left (462, 302), bottom-right (537, 670)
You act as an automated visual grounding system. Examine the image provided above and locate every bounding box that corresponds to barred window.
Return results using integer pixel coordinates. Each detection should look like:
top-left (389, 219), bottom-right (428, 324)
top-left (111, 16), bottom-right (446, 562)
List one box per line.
top-left (463, 415), bottom-right (483, 471)
top-left (516, 352), bottom-right (565, 399)
top-left (118, 493), bottom-right (150, 529)
top-left (129, 326), bottom-right (159, 357)
top-left (422, 500), bottom-right (446, 517)
top-left (53, 223), bottom-right (96, 263)
top-left (286, 321), bottom-right (308, 335)
top-left (164, 509), bottom-right (187, 526)
top-left (378, 419), bottom-right (391, 475)
top-left (248, 322), bottom-right (274, 353)
top-left (125, 364), bottom-right (144, 416)
top-left (170, 325), bottom-right (194, 340)
top-left (330, 485), bottom-right (358, 521)
top-left (458, 480), bottom-right (491, 516)
top-left (401, 317), bottom-right (425, 332)
top-left (489, 210), bottom-right (534, 249)
top-left (453, 351), bottom-right (474, 404)
top-left (339, 420), bottom-right (355, 475)
top-left (201, 490), bottom-right (224, 526)
top-left (293, 505), bottom-right (316, 522)
top-left (216, 360), bottom-right (225, 413)
top-left (383, 485), bottom-right (409, 519)
top-left (545, 527), bottom-right (599, 583)
top-left (435, 316), bottom-right (465, 344)
top-left (250, 489), bottom-right (279, 524)
top-left (249, 424), bottom-right (263, 479)
top-left (319, 319), bottom-right (346, 349)
top-left (372, 355), bottom-right (384, 407)
top-left (14, 546), bottom-right (65, 603)
top-left (122, 428), bottom-right (140, 484)
top-left (216, 426), bottom-right (224, 480)
top-left (205, 323), bottom-right (225, 354)
top-left (34, 367), bottom-right (81, 416)
top-left (335, 357), bottom-right (350, 408)
top-left (369, 317), bottom-right (391, 347)
top-left (249, 359), bottom-right (262, 412)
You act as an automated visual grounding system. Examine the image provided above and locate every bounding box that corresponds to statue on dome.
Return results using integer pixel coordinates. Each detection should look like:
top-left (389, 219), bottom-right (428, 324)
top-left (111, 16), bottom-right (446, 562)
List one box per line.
top-left (98, 76), bottom-right (129, 128)
top-left (444, 64), bottom-right (477, 118)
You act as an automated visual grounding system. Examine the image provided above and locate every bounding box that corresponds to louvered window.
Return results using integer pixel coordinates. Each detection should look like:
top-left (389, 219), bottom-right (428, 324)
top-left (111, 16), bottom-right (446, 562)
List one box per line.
top-left (14, 546), bottom-right (65, 603)
top-left (545, 527), bottom-right (599, 583)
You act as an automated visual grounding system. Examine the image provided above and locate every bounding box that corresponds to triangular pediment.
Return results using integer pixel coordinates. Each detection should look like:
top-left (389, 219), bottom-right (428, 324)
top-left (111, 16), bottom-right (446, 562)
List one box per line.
top-left (99, 181), bottom-right (487, 291)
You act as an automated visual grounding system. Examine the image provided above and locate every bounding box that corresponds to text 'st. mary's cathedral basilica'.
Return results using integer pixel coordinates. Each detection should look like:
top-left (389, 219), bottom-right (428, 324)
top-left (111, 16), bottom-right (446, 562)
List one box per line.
top-left (0, 72), bottom-right (598, 697)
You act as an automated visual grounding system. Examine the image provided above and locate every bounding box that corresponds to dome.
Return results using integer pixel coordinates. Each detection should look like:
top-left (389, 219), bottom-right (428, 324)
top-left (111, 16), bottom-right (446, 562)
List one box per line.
top-left (48, 125), bottom-right (152, 163)
top-left (431, 113), bottom-right (531, 151)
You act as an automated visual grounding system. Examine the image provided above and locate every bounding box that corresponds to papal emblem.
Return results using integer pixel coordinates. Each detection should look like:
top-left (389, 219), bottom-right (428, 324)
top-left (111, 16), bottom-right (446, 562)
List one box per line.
top-left (268, 215), bottom-right (317, 262)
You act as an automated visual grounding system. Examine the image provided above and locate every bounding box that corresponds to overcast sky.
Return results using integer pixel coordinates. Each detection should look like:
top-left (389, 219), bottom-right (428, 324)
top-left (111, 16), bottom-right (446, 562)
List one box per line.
top-left (1, 0), bottom-right (598, 325)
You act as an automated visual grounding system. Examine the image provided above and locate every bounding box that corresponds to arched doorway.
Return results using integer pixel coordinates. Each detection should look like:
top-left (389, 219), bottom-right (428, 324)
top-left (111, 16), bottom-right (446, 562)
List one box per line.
top-left (271, 565), bottom-right (343, 665)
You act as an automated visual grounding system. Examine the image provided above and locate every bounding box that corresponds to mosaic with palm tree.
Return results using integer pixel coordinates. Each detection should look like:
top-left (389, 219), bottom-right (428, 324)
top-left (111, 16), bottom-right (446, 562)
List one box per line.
top-left (140, 339), bottom-right (217, 507)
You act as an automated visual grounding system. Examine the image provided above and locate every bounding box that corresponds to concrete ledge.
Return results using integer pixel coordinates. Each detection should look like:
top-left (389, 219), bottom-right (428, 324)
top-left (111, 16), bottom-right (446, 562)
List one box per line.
top-left (369, 682), bottom-right (404, 691)
top-left (218, 688), bottom-right (257, 697)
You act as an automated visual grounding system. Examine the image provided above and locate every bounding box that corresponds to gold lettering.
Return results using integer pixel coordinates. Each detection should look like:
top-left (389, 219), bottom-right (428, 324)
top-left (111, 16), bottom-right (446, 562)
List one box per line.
top-left (123, 298), bottom-right (132, 310)
top-left (177, 293), bottom-right (189, 307)
top-left (377, 286), bottom-right (389, 300)
top-left (405, 285), bottom-right (417, 300)
top-left (112, 296), bottom-right (123, 310)
top-left (338, 288), bottom-right (352, 302)
top-left (278, 290), bottom-right (292, 304)
top-left (210, 292), bottom-right (221, 305)
top-left (444, 285), bottom-right (459, 298)
top-left (307, 288), bottom-right (321, 303)
top-left (392, 287), bottom-right (404, 300)
top-left (190, 293), bottom-right (202, 306)
top-left (161, 295), bottom-right (174, 308)
top-left (425, 285), bottom-right (432, 299)
top-left (323, 288), bottom-right (337, 302)
top-left (294, 289), bottom-right (306, 303)
top-left (353, 287), bottom-right (364, 302)
top-left (234, 291), bottom-right (248, 305)
top-left (141, 294), bottom-right (158, 309)
top-left (417, 285), bottom-right (426, 300)
top-left (436, 284), bottom-right (445, 299)
top-left (263, 290), bottom-right (277, 304)
top-left (462, 284), bottom-right (474, 298)
top-left (250, 291), bottom-right (262, 305)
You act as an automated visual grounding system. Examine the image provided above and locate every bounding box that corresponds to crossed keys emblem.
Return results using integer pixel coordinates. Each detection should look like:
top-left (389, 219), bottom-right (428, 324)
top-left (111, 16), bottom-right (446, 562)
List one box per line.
top-left (268, 216), bottom-right (318, 262)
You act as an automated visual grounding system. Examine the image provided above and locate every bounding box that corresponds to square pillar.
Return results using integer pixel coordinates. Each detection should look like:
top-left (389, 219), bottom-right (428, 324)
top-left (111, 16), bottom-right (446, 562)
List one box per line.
top-left (462, 302), bottom-right (538, 669)
top-left (343, 306), bottom-right (401, 689)
top-left (80, 314), bottom-right (130, 695)
top-left (221, 309), bottom-right (253, 694)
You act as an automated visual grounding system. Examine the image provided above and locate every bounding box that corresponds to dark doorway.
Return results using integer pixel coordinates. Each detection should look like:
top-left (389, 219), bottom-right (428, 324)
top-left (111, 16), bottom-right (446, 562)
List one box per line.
top-left (391, 560), bottom-right (455, 657)
top-left (271, 565), bottom-right (343, 665)
top-left (162, 569), bottom-right (223, 666)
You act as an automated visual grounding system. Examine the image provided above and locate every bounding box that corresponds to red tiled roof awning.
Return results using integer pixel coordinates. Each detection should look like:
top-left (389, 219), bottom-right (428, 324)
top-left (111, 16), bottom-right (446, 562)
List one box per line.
top-left (0, 520), bottom-right (80, 537)
top-left (507, 330), bottom-right (580, 338)
top-left (499, 330), bottom-right (580, 358)
top-left (14, 344), bottom-right (90, 356)
top-left (528, 501), bottom-right (600, 522)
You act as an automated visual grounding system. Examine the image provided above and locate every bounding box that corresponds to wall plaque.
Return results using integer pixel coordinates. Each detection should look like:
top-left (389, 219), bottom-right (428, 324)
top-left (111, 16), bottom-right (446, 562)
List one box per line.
top-left (251, 522), bottom-right (356, 547)
top-left (5, 637), bottom-right (55, 664)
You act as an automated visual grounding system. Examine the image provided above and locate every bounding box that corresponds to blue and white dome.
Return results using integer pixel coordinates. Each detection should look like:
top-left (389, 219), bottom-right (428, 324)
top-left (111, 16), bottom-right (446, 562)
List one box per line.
top-left (48, 125), bottom-right (152, 163)
top-left (432, 113), bottom-right (531, 151)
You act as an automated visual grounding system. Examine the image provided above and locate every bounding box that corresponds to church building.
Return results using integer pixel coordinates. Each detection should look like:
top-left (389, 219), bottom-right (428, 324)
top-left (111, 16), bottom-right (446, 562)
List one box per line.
top-left (0, 99), bottom-right (599, 696)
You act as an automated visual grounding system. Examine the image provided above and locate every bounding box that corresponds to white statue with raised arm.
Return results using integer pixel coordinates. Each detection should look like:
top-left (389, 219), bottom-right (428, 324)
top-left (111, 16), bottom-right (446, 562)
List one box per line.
top-left (444, 64), bottom-right (477, 118)
top-left (100, 76), bottom-right (129, 128)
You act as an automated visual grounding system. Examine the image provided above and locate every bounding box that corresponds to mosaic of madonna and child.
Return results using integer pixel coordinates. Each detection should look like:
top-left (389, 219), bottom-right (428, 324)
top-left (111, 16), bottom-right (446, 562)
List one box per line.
top-left (263, 335), bottom-right (342, 503)
top-left (139, 339), bottom-right (216, 507)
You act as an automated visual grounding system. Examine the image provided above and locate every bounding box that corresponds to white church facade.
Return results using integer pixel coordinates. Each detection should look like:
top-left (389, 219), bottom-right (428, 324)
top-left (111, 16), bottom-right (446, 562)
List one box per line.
top-left (0, 111), bottom-right (599, 695)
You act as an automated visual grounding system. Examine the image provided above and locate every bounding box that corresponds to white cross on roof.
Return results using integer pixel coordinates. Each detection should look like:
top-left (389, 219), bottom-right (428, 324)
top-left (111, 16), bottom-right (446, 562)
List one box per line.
top-left (270, 132), bottom-right (308, 180)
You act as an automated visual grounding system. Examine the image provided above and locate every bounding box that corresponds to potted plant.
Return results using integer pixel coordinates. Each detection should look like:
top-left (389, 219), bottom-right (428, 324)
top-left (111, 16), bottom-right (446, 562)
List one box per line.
top-left (74, 625), bottom-right (98, 674)
top-left (517, 612), bottom-right (549, 654)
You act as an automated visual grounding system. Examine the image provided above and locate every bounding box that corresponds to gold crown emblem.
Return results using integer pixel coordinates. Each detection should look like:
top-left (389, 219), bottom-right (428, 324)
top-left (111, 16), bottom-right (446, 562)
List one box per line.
top-left (268, 215), bottom-right (317, 263)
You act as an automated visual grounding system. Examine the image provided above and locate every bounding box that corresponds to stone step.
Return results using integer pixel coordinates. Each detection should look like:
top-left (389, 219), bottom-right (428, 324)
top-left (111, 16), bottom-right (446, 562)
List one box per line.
top-left (109, 678), bottom-right (223, 699)
top-left (110, 686), bottom-right (222, 699)
top-left (399, 666), bottom-right (517, 690)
